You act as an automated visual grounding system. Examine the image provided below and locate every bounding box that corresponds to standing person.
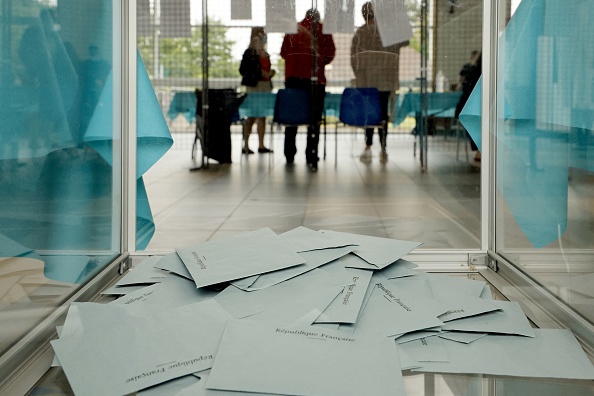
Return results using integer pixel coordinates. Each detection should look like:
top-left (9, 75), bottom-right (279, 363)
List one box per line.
top-left (351, 2), bottom-right (409, 163)
top-left (239, 27), bottom-right (276, 154)
top-left (455, 50), bottom-right (481, 162)
top-left (280, 8), bottom-right (335, 171)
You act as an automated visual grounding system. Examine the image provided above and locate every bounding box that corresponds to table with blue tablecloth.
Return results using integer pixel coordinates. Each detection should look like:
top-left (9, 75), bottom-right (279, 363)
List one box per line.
top-left (169, 91), bottom-right (344, 161)
top-left (168, 91), bottom-right (197, 124)
top-left (392, 91), bottom-right (463, 168)
top-left (169, 91), bottom-right (344, 123)
top-left (393, 91), bottom-right (462, 126)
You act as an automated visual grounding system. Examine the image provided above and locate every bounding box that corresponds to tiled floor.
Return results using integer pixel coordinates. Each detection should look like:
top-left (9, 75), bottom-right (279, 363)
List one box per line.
top-left (143, 128), bottom-right (482, 252)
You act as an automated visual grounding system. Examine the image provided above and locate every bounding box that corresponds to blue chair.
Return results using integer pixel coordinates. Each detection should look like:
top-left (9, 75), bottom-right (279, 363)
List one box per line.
top-left (273, 88), bottom-right (312, 126)
top-left (274, 88), bottom-right (323, 165)
top-left (339, 88), bottom-right (383, 127)
top-left (338, 88), bottom-right (385, 164)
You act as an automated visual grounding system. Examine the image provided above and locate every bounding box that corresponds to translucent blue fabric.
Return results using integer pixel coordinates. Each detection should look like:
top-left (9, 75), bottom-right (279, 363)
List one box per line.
top-left (0, 3), bottom-right (172, 283)
top-left (459, 0), bottom-right (594, 248)
top-left (84, 52), bottom-right (173, 178)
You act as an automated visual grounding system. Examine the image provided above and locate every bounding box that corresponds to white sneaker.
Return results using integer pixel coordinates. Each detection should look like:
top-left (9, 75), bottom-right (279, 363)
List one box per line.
top-left (359, 147), bottom-right (372, 163)
top-left (379, 149), bottom-right (388, 163)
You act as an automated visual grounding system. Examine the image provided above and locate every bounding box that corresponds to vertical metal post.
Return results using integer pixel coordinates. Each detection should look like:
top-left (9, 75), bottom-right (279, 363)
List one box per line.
top-left (121, 0), bottom-right (137, 253)
top-left (201, 0), bottom-right (209, 168)
top-left (481, 0), bottom-right (499, 253)
top-left (419, 0), bottom-right (429, 172)
top-left (153, 0), bottom-right (160, 78)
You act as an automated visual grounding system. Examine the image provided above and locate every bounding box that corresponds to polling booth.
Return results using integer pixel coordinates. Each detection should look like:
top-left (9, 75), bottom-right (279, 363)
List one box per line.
top-left (1, 1), bottom-right (594, 395)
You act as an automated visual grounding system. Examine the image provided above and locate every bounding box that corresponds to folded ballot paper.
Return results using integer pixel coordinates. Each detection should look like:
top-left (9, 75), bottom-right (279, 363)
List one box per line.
top-left (51, 227), bottom-right (594, 395)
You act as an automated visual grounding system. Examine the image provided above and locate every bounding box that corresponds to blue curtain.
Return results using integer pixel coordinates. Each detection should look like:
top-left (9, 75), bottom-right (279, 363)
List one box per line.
top-left (460, 0), bottom-right (594, 248)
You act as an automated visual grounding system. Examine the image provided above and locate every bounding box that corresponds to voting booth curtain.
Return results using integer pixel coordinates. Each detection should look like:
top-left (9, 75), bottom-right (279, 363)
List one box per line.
top-left (459, 0), bottom-right (594, 249)
top-left (0, 1), bottom-right (172, 284)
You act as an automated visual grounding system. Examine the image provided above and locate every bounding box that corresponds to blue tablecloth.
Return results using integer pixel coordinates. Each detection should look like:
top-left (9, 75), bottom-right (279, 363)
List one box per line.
top-left (393, 91), bottom-right (462, 125)
top-left (459, 0), bottom-right (594, 248)
top-left (238, 92), bottom-right (277, 118)
top-left (168, 91), bottom-right (197, 123)
top-left (238, 92), bottom-right (343, 119)
top-left (324, 93), bottom-right (342, 118)
top-left (169, 91), bottom-right (345, 121)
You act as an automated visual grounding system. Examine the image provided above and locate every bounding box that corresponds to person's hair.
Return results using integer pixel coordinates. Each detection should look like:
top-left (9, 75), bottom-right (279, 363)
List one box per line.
top-left (249, 27), bottom-right (265, 49)
top-left (305, 8), bottom-right (320, 22)
top-left (362, 2), bottom-right (374, 20)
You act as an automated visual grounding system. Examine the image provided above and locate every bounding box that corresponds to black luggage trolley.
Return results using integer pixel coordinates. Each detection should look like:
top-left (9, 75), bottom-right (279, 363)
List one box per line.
top-left (191, 88), bottom-right (246, 170)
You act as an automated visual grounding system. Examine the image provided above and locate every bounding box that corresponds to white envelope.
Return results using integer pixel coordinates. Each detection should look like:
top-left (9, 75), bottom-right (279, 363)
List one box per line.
top-left (438, 331), bottom-right (487, 344)
top-left (139, 370), bottom-right (280, 396)
top-left (314, 267), bottom-right (374, 324)
top-left (51, 301), bottom-right (229, 396)
top-left (397, 347), bottom-right (422, 370)
top-left (437, 296), bottom-right (501, 322)
top-left (280, 226), bottom-right (357, 252)
top-left (385, 271), bottom-right (434, 299)
top-left (398, 336), bottom-right (451, 363)
top-left (215, 269), bottom-right (343, 324)
top-left (441, 300), bottom-right (536, 337)
top-left (176, 228), bottom-right (305, 288)
top-left (346, 282), bottom-right (445, 337)
top-left (141, 273), bottom-right (219, 308)
top-left (321, 230), bottom-right (422, 269)
top-left (154, 252), bottom-right (193, 280)
top-left (414, 329), bottom-right (594, 380)
top-left (101, 284), bottom-right (149, 295)
top-left (110, 274), bottom-right (219, 308)
top-left (233, 246), bottom-right (353, 291)
top-left (338, 253), bottom-right (378, 270)
top-left (395, 328), bottom-right (443, 344)
top-left (111, 283), bottom-right (159, 305)
top-left (377, 259), bottom-right (419, 279)
top-left (205, 320), bottom-right (406, 396)
top-left (317, 257), bottom-right (353, 285)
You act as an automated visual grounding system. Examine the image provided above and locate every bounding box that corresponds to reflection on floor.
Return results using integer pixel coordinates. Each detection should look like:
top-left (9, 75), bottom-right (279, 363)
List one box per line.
top-left (0, 254), bottom-right (113, 356)
top-left (144, 130), bottom-right (481, 251)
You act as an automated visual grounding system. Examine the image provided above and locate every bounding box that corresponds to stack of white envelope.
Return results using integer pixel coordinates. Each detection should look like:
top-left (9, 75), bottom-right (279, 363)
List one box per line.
top-left (50, 227), bottom-right (594, 396)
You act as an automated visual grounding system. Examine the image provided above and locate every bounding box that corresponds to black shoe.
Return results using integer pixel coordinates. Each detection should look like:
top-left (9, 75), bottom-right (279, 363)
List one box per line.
top-left (286, 156), bottom-right (294, 164)
top-left (308, 162), bottom-right (318, 172)
top-left (242, 148), bottom-right (254, 154)
top-left (258, 147), bottom-right (273, 153)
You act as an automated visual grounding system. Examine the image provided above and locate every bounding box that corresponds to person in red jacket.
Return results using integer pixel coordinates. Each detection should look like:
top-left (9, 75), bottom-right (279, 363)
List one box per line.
top-left (280, 9), bottom-right (335, 171)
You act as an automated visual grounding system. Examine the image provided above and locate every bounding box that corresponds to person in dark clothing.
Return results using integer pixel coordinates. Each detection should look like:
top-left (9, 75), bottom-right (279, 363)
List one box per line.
top-left (239, 27), bottom-right (276, 154)
top-left (455, 50), bottom-right (481, 162)
top-left (280, 9), bottom-right (335, 172)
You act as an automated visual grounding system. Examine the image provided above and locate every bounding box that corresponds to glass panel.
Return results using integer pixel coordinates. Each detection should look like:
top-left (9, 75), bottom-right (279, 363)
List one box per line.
top-left (0, 0), bottom-right (120, 355)
top-left (140, 0), bottom-right (482, 252)
top-left (494, 0), bottom-right (594, 322)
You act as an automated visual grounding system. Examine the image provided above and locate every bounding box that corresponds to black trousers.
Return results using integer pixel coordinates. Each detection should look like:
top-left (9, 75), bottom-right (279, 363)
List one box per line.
top-left (364, 91), bottom-right (391, 149)
top-left (283, 78), bottom-right (326, 164)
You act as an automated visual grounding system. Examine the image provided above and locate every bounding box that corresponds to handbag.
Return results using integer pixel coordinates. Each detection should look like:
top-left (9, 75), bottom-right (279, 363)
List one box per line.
top-left (239, 49), bottom-right (261, 87)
